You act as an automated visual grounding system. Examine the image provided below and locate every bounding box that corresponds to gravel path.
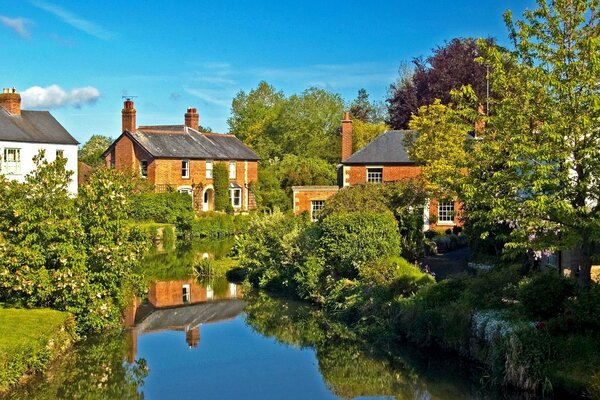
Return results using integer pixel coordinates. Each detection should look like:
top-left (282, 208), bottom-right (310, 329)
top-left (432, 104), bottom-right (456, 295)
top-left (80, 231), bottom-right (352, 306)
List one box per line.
top-left (421, 246), bottom-right (472, 281)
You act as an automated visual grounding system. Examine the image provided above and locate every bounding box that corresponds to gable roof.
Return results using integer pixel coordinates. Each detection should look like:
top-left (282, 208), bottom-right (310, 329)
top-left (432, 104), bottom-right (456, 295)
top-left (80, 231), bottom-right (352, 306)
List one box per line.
top-left (107, 125), bottom-right (260, 161)
top-left (343, 130), bottom-right (415, 165)
top-left (0, 109), bottom-right (79, 145)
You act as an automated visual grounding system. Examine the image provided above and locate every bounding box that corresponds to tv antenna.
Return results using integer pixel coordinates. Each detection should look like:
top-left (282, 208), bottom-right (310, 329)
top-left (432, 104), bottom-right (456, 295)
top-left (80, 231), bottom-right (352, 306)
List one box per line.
top-left (122, 95), bottom-right (138, 101)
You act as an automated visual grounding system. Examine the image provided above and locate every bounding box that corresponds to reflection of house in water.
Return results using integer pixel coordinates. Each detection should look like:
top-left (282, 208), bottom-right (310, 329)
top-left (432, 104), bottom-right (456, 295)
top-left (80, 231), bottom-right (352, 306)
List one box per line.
top-left (126, 280), bottom-right (245, 361)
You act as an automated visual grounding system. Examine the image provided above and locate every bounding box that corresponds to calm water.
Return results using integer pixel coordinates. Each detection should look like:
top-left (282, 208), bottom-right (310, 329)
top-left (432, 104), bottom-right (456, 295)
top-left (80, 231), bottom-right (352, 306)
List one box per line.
top-left (7, 240), bottom-right (533, 400)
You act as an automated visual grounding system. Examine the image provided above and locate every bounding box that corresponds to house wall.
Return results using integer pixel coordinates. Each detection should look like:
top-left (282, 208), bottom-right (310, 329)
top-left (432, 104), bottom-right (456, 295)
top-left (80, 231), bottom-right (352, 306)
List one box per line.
top-left (343, 165), bottom-right (423, 186)
top-left (147, 280), bottom-right (243, 308)
top-left (292, 186), bottom-right (339, 216)
top-left (0, 140), bottom-right (78, 194)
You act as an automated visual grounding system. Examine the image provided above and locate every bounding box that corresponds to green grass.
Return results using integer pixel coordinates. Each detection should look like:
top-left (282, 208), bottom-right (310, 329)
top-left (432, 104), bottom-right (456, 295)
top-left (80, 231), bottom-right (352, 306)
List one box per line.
top-left (0, 307), bottom-right (76, 393)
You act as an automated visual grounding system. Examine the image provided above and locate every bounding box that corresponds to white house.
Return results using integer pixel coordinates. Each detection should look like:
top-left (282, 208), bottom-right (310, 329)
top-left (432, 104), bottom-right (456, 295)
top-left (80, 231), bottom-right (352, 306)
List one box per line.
top-left (0, 88), bottom-right (79, 194)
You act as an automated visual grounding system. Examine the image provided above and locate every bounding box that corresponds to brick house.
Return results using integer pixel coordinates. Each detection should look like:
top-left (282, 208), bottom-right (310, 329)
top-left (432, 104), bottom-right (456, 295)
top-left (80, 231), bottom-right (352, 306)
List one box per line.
top-left (293, 112), bottom-right (461, 230)
top-left (104, 99), bottom-right (259, 212)
top-left (0, 88), bottom-right (79, 194)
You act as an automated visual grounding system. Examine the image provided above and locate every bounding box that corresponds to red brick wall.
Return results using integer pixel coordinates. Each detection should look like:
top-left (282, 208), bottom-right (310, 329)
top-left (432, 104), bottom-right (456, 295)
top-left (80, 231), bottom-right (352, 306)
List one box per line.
top-left (147, 280), bottom-right (243, 308)
top-left (428, 199), bottom-right (463, 229)
top-left (345, 165), bottom-right (422, 186)
top-left (293, 188), bottom-right (339, 215)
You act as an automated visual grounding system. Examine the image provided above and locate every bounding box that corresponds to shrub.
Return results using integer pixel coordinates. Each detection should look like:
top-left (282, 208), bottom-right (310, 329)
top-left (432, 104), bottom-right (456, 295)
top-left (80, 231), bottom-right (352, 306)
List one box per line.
top-left (294, 256), bottom-right (327, 303)
top-left (462, 265), bottom-right (523, 309)
top-left (190, 213), bottom-right (251, 238)
top-left (359, 256), bottom-right (434, 297)
top-left (319, 212), bottom-right (401, 279)
top-left (130, 192), bottom-right (194, 224)
top-left (213, 162), bottom-right (232, 212)
top-left (414, 278), bottom-right (467, 308)
top-left (517, 272), bottom-right (576, 320)
top-left (568, 283), bottom-right (600, 332)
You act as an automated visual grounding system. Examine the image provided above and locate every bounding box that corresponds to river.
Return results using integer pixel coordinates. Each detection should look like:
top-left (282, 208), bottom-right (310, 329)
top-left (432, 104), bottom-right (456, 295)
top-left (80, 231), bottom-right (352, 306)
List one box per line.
top-left (6, 240), bottom-right (535, 400)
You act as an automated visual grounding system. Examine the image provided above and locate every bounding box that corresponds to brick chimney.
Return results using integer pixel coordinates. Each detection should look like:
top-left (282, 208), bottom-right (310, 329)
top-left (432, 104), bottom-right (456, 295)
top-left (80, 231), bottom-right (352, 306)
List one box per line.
top-left (122, 99), bottom-right (136, 132)
top-left (0, 88), bottom-right (21, 115)
top-left (341, 111), bottom-right (352, 161)
top-left (184, 107), bottom-right (199, 129)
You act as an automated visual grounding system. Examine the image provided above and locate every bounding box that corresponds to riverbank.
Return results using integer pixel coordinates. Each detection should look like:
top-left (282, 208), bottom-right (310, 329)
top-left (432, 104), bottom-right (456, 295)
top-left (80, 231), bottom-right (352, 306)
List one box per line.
top-left (0, 307), bottom-right (77, 394)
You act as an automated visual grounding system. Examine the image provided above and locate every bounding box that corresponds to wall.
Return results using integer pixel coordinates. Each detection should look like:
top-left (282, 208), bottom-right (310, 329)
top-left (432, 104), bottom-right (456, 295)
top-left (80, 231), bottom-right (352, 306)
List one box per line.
top-left (0, 140), bottom-right (78, 194)
top-left (292, 186), bottom-right (339, 216)
top-left (343, 165), bottom-right (423, 186)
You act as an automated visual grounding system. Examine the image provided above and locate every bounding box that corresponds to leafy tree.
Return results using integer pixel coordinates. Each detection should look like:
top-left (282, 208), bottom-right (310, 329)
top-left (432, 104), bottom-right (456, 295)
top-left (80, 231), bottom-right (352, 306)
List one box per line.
top-left (274, 87), bottom-right (345, 163)
top-left (79, 135), bottom-right (113, 167)
top-left (352, 119), bottom-right (389, 153)
top-left (349, 88), bottom-right (386, 123)
top-left (227, 81), bottom-right (285, 159)
top-left (213, 162), bottom-right (231, 212)
top-left (387, 38), bottom-right (492, 129)
top-left (407, 0), bottom-right (600, 288)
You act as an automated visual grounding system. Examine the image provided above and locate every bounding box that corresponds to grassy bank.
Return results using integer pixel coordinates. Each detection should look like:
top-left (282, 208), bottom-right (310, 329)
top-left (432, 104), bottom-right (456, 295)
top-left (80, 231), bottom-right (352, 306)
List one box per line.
top-left (0, 307), bottom-right (77, 394)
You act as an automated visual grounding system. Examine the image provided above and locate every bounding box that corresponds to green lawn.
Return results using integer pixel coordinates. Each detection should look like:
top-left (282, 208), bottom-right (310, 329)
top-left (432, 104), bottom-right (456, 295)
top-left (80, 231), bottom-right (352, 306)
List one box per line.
top-left (0, 307), bottom-right (76, 393)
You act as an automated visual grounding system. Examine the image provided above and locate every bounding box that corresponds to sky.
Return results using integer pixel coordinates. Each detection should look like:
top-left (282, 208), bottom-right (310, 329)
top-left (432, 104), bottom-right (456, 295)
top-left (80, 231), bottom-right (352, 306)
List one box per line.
top-left (0, 0), bottom-right (537, 144)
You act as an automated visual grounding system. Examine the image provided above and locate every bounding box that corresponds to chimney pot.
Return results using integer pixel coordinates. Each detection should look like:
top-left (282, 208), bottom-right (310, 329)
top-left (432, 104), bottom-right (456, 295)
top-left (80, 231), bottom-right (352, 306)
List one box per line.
top-left (185, 107), bottom-right (200, 130)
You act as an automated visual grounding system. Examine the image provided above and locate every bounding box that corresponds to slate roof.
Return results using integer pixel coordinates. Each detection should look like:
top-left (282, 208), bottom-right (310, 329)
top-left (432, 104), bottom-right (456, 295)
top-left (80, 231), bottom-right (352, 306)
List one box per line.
top-left (0, 109), bottom-right (79, 145)
top-left (114, 125), bottom-right (259, 160)
top-left (343, 130), bottom-right (415, 165)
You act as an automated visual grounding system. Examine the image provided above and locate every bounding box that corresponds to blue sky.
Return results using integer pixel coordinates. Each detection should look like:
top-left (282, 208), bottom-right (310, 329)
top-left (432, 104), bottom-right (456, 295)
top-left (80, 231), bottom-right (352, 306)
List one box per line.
top-left (1, 0), bottom-right (536, 143)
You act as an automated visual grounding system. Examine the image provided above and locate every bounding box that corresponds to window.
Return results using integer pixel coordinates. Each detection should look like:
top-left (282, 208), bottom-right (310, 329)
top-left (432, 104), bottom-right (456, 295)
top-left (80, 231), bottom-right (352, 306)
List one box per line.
top-left (182, 284), bottom-right (191, 304)
top-left (311, 200), bottom-right (325, 222)
top-left (56, 149), bottom-right (64, 158)
top-left (366, 167), bottom-right (383, 183)
top-left (438, 202), bottom-right (455, 224)
top-left (182, 160), bottom-right (189, 178)
top-left (140, 160), bottom-right (148, 178)
top-left (206, 160), bottom-right (213, 179)
top-left (2, 148), bottom-right (21, 175)
top-left (229, 188), bottom-right (242, 208)
top-left (178, 187), bottom-right (193, 196)
top-left (229, 161), bottom-right (237, 179)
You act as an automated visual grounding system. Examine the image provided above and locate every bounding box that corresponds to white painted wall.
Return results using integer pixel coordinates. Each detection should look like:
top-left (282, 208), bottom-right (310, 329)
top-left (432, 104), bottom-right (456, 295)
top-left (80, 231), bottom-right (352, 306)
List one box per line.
top-left (0, 140), bottom-right (78, 194)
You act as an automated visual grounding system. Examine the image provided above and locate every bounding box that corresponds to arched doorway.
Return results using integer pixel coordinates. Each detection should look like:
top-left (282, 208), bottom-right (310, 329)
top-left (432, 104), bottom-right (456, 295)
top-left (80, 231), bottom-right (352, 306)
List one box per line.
top-left (202, 186), bottom-right (214, 212)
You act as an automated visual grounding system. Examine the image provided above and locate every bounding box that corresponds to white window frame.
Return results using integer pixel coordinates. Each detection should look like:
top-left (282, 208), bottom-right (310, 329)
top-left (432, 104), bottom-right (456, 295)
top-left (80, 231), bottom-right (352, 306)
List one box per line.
top-left (229, 188), bottom-right (242, 208)
top-left (311, 200), bottom-right (326, 222)
top-left (229, 161), bottom-right (237, 179)
top-left (206, 160), bottom-right (213, 179)
top-left (140, 160), bottom-right (148, 178)
top-left (437, 202), bottom-right (455, 225)
top-left (182, 284), bottom-right (191, 303)
top-left (2, 148), bottom-right (21, 175)
top-left (366, 167), bottom-right (383, 183)
top-left (178, 187), bottom-right (193, 196)
top-left (182, 159), bottom-right (190, 179)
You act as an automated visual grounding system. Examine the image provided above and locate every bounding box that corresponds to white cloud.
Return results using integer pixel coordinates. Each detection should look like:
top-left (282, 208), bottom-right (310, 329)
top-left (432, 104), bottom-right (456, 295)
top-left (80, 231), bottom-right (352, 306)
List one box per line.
top-left (21, 85), bottom-right (101, 109)
top-left (30, 1), bottom-right (116, 40)
top-left (184, 88), bottom-right (232, 107)
top-left (0, 16), bottom-right (31, 38)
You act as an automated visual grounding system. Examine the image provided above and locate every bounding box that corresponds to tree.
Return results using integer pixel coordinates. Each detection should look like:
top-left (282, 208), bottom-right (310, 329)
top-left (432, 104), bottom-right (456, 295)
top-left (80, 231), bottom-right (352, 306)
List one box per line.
top-left (227, 81), bottom-right (286, 160)
top-left (79, 135), bottom-right (113, 167)
top-left (408, 0), bottom-right (600, 288)
top-left (387, 38), bottom-right (491, 129)
top-left (352, 119), bottom-right (389, 153)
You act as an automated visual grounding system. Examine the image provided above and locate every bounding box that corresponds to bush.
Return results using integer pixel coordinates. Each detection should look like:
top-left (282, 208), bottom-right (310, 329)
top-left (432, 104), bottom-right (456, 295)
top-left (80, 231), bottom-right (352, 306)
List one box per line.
top-left (413, 278), bottom-right (467, 308)
top-left (517, 272), bottom-right (576, 320)
top-left (462, 265), bottom-right (523, 309)
top-left (190, 213), bottom-right (251, 238)
top-left (568, 283), bottom-right (600, 332)
top-left (359, 256), bottom-right (434, 297)
top-left (130, 192), bottom-right (194, 224)
top-left (319, 212), bottom-right (401, 279)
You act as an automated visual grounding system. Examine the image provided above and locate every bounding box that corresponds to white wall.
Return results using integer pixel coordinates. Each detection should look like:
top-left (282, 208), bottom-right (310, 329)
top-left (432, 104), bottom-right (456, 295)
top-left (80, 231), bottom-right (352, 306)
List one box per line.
top-left (0, 140), bottom-right (78, 194)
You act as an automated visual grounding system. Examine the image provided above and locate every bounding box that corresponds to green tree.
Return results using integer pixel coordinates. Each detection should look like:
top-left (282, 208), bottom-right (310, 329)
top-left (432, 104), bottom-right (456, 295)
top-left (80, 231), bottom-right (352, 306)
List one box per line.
top-left (79, 135), bottom-right (113, 167)
top-left (352, 119), bottom-right (389, 153)
top-left (227, 81), bottom-right (285, 159)
top-left (274, 88), bottom-right (345, 163)
top-left (408, 0), bottom-right (600, 288)
top-left (213, 162), bottom-right (231, 212)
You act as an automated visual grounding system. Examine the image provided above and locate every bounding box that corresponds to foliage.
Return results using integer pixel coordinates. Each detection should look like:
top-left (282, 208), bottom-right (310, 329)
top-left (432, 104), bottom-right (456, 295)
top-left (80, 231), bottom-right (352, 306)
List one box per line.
top-left (130, 192), bottom-right (194, 224)
top-left (405, 1), bottom-right (600, 288)
top-left (517, 272), bottom-right (576, 320)
top-left (190, 212), bottom-right (251, 238)
top-left (319, 212), bottom-right (400, 279)
top-left (235, 211), bottom-right (309, 292)
top-left (386, 38), bottom-right (492, 129)
top-left (349, 88), bottom-right (386, 123)
top-left (228, 83), bottom-right (345, 163)
top-left (319, 182), bottom-right (428, 260)
top-left (359, 256), bottom-right (435, 298)
top-left (0, 155), bottom-right (148, 334)
top-left (0, 308), bottom-right (76, 393)
top-left (212, 162), bottom-right (232, 213)
top-left (568, 283), bottom-right (600, 333)
top-left (78, 135), bottom-right (113, 167)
